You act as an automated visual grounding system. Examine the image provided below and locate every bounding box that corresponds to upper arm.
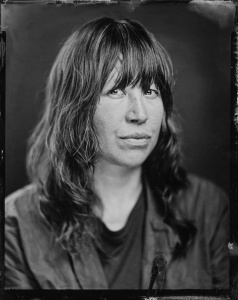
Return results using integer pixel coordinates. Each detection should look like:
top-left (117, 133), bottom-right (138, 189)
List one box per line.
top-left (207, 186), bottom-right (230, 289)
top-left (5, 205), bottom-right (40, 289)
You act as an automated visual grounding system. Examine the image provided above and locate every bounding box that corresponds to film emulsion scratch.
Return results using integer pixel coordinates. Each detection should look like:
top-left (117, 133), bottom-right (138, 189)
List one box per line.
top-left (230, 5), bottom-right (238, 300)
top-left (0, 30), bottom-right (6, 297)
top-left (1, 1), bottom-right (238, 300)
top-left (1, 0), bottom-right (119, 4)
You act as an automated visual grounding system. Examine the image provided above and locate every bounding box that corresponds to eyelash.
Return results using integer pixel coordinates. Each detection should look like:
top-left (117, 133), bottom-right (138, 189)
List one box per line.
top-left (107, 88), bottom-right (159, 96)
top-left (145, 89), bottom-right (159, 95)
top-left (107, 89), bottom-right (124, 95)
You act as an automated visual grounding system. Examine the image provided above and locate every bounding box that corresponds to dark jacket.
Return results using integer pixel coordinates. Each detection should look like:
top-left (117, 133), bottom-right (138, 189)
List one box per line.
top-left (5, 174), bottom-right (229, 289)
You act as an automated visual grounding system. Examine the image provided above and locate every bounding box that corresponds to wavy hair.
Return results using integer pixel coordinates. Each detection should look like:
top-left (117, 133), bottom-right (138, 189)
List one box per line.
top-left (27, 17), bottom-right (196, 257)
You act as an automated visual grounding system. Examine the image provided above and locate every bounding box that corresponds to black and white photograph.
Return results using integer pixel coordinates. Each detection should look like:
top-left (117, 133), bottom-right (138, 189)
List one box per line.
top-left (1, 1), bottom-right (237, 298)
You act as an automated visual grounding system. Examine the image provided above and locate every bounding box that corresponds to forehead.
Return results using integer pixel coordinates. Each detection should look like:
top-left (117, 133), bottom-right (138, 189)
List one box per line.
top-left (98, 39), bottom-right (171, 94)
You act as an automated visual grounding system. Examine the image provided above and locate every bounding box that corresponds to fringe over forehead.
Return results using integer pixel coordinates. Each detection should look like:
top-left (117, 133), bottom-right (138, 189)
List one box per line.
top-left (66, 17), bottom-right (174, 98)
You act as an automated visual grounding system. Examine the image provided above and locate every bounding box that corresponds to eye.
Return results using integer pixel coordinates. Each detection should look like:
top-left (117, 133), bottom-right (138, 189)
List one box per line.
top-left (107, 89), bottom-right (125, 99)
top-left (144, 88), bottom-right (160, 99)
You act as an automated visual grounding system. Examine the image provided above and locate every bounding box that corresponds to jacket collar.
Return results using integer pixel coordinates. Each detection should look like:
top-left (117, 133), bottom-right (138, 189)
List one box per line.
top-left (69, 181), bottom-right (178, 290)
top-left (141, 182), bottom-right (179, 289)
top-left (70, 244), bottom-right (108, 289)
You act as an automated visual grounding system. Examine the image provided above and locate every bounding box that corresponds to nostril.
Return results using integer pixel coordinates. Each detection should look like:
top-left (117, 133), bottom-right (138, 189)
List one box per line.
top-left (130, 119), bottom-right (140, 124)
top-left (126, 108), bottom-right (148, 124)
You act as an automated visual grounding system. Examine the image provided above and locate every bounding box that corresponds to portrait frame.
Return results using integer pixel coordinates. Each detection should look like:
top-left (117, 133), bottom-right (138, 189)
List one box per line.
top-left (0, 1), bottom-right (237, 299)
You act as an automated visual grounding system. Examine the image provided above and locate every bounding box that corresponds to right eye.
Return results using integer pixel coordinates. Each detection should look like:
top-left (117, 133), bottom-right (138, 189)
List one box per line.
top-left (107, 89), bottom-right (125, 99)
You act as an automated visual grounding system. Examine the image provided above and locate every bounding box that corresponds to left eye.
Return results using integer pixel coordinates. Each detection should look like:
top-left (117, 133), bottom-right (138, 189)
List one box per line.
top-left (107, 89), bottom-right (125, 99)
top-left (145, 89), bottom-right (160, 99)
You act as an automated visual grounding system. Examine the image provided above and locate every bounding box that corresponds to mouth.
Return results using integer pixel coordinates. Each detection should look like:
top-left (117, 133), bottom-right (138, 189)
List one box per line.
top-left (119, 133), bottom-right (151, 147)
top-left (120, 133), bottom-right (151, 140)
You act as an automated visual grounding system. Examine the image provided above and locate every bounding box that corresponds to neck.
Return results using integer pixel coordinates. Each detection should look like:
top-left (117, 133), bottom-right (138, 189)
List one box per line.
top-left (92, 160), bottom-right (143, 230)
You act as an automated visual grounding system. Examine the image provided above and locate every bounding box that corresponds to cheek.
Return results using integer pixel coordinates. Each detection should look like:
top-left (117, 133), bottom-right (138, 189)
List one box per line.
top-left (93, 106), bottom-right (104, 139)
top-left (94, 101), bottom-right (124, 134)
top-left (93, 114), bottom-right (106, 141)
top-left (93, 105), bottom-right (117, 141)
top-left (149, 102), bottom-right (164, 131)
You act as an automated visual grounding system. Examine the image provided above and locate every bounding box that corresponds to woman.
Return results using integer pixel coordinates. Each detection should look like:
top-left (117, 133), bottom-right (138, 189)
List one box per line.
top-left (5, 17), bottom-right (229, 290)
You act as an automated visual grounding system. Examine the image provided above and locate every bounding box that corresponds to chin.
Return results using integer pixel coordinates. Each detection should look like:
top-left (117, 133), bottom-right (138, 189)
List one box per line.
top-left (112, 154), bottom-right (149, 169)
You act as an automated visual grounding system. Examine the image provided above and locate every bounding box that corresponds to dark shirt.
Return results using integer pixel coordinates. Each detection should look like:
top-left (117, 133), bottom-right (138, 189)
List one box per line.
top-left (99, 191), bottom-right (145, 289)
top-left (5, 174), bottom-right (229, 289)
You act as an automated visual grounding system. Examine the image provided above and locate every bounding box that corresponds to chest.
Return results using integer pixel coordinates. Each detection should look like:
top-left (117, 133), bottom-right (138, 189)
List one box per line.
top-left (28, 228), bottom-right (212, 290)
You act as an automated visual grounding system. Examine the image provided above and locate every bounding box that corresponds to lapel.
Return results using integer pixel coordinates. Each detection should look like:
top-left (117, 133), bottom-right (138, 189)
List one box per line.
top-left (69, 243), bottom-right (108, 289)
top-left (68, 181), bottom-right (179, 290)
top-left (141, 182), bottom-right (179, 289)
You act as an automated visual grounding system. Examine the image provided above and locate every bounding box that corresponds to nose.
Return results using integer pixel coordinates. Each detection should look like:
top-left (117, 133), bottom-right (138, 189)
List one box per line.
top-left (125, 88), bottom-right (148, 124)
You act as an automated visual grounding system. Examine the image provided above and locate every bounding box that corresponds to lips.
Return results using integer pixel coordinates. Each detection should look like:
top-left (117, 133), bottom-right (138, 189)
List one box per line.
top-left (120, 133), bottom-right (151, 139)
top-left (119, 133), bottom-right (151, 147)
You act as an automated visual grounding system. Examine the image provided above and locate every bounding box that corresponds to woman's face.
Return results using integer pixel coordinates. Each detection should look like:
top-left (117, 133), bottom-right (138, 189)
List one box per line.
top-left (93, 68), bottom-right (164, 169)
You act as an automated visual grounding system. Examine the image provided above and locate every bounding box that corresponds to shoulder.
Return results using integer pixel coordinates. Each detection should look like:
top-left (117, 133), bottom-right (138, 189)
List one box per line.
top-left (5, 184), bottom-right (46, 229)
top-left (176, 173), bottom-right (229, 221)
top-left (5, 186), bottom-right (65, 289)
top-left (5, 184), bottom-right (51, 236)
top-left (5, 184), bottom-right (38, 217)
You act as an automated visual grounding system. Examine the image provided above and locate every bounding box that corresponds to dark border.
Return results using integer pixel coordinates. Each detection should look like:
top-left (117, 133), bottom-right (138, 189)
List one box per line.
top-left (230, 4), bottom-right (238, 300)
top-left (0, 1), bottom-right (237, 299)
top-left (0, 28), bottom-right (6, 297)
top-left (0, 289), bottom-right (232, 300)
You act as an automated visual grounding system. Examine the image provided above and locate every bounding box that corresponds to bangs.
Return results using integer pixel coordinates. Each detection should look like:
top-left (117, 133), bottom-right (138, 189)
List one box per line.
top-left (96, 19), bottom-right (173, 93)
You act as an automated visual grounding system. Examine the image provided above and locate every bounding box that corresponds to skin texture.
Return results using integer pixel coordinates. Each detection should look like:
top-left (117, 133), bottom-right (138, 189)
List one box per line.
top-left (93, 69), bottom-right (165, 169)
